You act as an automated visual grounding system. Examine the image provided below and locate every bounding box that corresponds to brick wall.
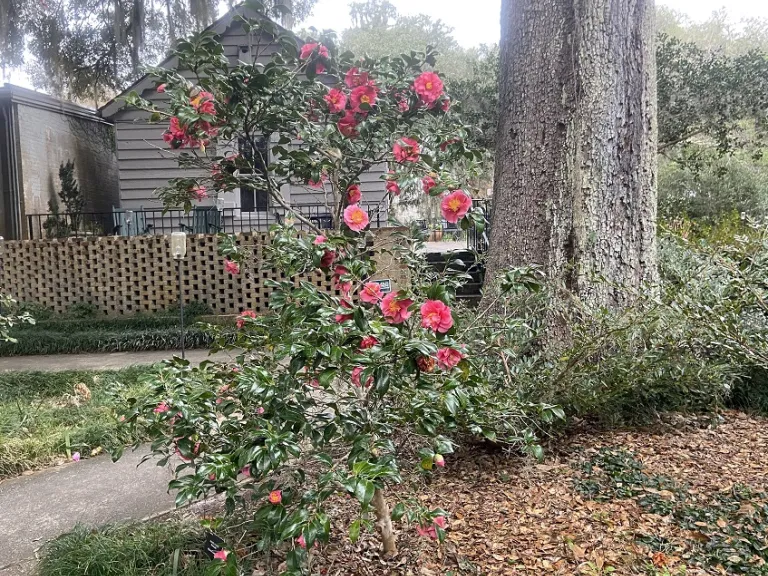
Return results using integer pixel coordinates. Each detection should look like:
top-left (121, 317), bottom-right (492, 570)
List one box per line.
top-left (16, 105), bottom-right (119, 218)
top-left (0, 230), bottom-right (408, 316)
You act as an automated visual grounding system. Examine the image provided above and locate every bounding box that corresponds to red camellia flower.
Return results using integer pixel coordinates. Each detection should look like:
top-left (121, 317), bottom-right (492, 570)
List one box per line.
top-left (441, 99), bottom-right (451, 112)
top-left (320, 249), bottom-right (336, 268)
top-left (337, 111), bottom-right (359, 138)
top-left (351, 366), bottom-right (373, 388)
top-left (440, 190), bottom-right (473, 224)
top-left (420, 299), bottom-right (454, 333)
top-left (439, 137), bottom-right (460, 151)
top-left (324, 88), bottom-right (347, 114)
top-left (359, 335), bottom-right (379, 349)
top-left (422, 176), bottom-right (436, 194)
top-left (157, 83), bottom-right (166, 93)
top-left (380, 292), bottom-right (414, 324)
top-left (191, 91), bottom-right (216, 115)
top-left (413, 71), bottom-right (444, 105)
top-left (436, 347), bottom-right (463, 370)
top-left (350, 84), bottom-right (378, 112)
top-left (393, 137), bottom-right (420, 162)
top-left (313, 235), bottom-right (327, 245)
top-left (360, 281), bottom-right (383, 304)
top-left (334, 265), bottom-right (352, 295)
top-left (345, 67), bottom-right (370, 88)
top-left (236, 310), bottom-right (257, 329)
top-left (416, 355), bottom-right (436, 373)
top-left (386, 180), bottom-right (400, 196)
top-left (299, 42), bottom-right (325, 59)
top-left (416, 516), bottom-right (447, 540)
top-left (343, 204), bottom-right (369, 232)
top-left (224, 259), bottom-right (240, 275)
top-left (347, 184), bottom-right (362, 204)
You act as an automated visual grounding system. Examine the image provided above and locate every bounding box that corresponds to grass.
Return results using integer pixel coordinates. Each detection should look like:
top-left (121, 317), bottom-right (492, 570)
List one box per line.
top-left (0, 367), bottom-right (155, 478)
top-left (37, 521), bottom-right (212, 576)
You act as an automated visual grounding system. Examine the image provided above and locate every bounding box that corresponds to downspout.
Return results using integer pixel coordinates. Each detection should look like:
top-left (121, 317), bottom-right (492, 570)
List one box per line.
top-left (1, 104), bottom-right (22, 239)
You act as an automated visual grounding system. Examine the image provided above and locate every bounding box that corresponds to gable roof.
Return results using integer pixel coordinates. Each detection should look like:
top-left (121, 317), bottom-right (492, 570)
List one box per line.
top-left (99, 5), bottom-right (301, 119)
top-left (0, 83), bottom-right (110, 124)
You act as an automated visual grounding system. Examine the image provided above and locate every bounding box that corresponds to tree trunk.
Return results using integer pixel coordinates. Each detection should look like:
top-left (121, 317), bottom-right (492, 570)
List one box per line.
top-left (371, 488), bottom-right (397, 555)
top-left (483, 0), bottom-right (658, 319)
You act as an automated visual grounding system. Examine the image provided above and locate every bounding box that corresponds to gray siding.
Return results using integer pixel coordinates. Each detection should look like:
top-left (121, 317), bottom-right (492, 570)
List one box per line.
top-left (110, 18), bottom-right (388, 215)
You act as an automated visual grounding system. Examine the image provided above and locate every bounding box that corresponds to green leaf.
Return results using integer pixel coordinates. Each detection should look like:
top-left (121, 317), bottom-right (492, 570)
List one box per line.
top-left (354, 479), bottom-right (375, 505)
top-left (391, 503), bottom-right (406, 521)
top-left (349, 519), bottom-right (361, 542)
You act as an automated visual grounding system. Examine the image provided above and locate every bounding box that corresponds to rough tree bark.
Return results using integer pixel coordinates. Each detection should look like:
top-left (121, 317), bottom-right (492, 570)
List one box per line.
top-left (371, 488), bottom-right (397, 554)
top-left (482, 0), bottom-right (658, 317)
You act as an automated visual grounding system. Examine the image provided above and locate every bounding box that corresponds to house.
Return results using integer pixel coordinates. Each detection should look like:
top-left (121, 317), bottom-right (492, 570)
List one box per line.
top-left (99, 6), bottom-right (389, 234)
top-left (0, 84), bottom-right (119, 240)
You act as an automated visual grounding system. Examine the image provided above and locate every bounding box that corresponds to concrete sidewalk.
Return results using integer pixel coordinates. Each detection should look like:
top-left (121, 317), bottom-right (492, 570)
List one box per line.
top-left (0, 349), bottom-right (235, 372)
top-left (0, 448), bottom-right (178, 575)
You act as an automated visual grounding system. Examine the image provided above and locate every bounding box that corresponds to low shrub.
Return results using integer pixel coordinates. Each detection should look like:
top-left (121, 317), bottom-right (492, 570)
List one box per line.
top-left (38, 522), bottom-right (209, 576)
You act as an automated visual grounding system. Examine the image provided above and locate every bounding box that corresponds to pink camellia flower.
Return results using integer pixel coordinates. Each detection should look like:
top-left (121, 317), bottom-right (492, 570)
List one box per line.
top-left (324, 88), bottom-right (347, 114)
top-left (413, 71), bottom-right (444, 105)
top-left (213, 549), bottom-right (229, 561)
top-left (345, 67), bottom-right (370, 88)
top-left (347, 184), bottom-right (362, 204)
top-left (299, 42), bottom-right (318, 59)
top-left (351, 366), bottom-right (373, 388)
top-left (420, 300), bottom-right (454, 333)
top-left (441, 98), bottom-right (451, 112)
top-left (436, 347), bottom-right (463, 370)
top-left (417, 516), bottom-right (447, 540)
top-left (440, 190), bottom-right (473, 224)
top-left (225, 259), bottom-right (240, 275)
top-left (315, 62), bottom-right (327, 74)
top-left (393, 137), bottom-right (420, 163)
top-left (268, 490), bottom-right (283, 504)
top-left (257, 406), bottom-right (265, 415)
top-left (397, 96), bottom-right (409, 112)
top-left (236, 310), bottom-right (256, 329)
top-left (335, 299), bottom-right (354, 323)
top-left (320, 250), bottom-right (336, 268)
top-left (343, 204), bottom-right (370, 232)
top-left (154, 401), bottom-right (170, 414)
top-left (360, 282), bottom-right (383, 304)
top-left (157, 83), bottom-right (166, 93)
top-left (338, 111), bottom-right (359, 138)
top-left (439, 137), bottom-right (460, 152)
top-left (191, 185), bottom-right (207, 201)
top-left (297, 534), bottom-right (307, 549)
top-left (334, 265), bottom-right (352, 295)
top-left (190, 91), bottom-right (216, 115)
top-left (313, 235), bottom-right (327, 245)
top-left (241, 466), bottom-right (251, 477)
top-left (72, 452), bottom-right (81, 462)
top-left (350, 84), bottom-right (378, 112)
top-left (434, 454), bottom-right (446, 468)
top-left (422, 176), bottom-right (436, 194)
top-left (386, 180), bottom-right (400, 196)
top-left (359, 335), bottom-right (379, 350)
top-left (380, 292), bottom-right (414, 324)
top-left (309, 378), bottom-right (320, 388)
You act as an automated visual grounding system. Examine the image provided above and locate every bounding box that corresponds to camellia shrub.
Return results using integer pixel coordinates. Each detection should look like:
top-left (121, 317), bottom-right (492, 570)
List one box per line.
top-left (117, 5), bottom-right (559, 573)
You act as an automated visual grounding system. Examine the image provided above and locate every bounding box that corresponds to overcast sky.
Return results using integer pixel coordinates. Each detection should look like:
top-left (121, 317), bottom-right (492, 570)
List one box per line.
top-left (304, 0), bottom-right (768, 48)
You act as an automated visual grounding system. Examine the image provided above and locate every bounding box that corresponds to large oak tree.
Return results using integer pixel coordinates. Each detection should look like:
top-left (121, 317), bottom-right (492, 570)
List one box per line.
top-left (483, 0), bottom-right (658, 314)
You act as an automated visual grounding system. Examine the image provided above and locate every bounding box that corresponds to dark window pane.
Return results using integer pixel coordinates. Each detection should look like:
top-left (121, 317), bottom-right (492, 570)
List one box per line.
top-left (238, 136), bottom-right (269, 212)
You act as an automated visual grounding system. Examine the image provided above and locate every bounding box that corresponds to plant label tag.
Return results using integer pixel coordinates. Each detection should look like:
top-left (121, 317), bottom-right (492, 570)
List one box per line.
top-left (372, 279), bottom-right (391, 293)
top-left (203, 531), bottom-right (225, 559)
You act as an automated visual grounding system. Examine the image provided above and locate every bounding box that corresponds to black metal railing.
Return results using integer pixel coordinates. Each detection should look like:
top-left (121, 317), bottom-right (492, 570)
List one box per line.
top-left (25, 202), bottom-right (388, 240)
top-left (467, 198), bottom-right (491, 253)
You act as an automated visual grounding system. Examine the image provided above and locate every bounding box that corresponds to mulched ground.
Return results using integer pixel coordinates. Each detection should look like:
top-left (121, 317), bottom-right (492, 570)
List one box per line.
top-left (306, 410), bottom-right (768, 576)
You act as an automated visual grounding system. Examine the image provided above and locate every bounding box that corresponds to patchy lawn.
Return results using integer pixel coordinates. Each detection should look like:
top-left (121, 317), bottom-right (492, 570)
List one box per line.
top-left (39, 411), bottom-right (768, 575)
top-left (0, 367), bottom-right (154, 478)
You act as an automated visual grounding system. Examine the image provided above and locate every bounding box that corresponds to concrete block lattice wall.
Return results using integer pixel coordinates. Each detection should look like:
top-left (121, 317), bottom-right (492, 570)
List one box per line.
top-left (0, 230), bottom-right (408, 316)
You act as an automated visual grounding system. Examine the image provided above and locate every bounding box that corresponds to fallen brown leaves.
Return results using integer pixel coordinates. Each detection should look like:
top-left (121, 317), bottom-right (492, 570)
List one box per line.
top-left (310, 411), bottom-right (768, 576)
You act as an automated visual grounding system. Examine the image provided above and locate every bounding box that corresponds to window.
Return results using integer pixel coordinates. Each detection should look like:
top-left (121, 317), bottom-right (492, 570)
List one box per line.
top-left (238, 136), bottom-right (269, 212)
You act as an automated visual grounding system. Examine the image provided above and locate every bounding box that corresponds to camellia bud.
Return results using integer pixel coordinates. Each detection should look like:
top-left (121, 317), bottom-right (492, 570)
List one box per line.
top-left (434, 454), bottom-right (445, 468)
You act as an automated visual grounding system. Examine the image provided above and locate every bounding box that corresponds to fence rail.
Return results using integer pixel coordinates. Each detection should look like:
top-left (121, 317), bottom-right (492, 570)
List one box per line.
top-left (25, 203), bottom-right (388, 240)
top-left (467, 198), bottom-right (490, 253)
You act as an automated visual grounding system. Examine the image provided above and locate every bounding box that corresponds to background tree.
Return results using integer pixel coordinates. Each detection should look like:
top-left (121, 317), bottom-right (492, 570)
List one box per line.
top-left (483, 0), bottom-right (658, 322)
top-left (12, 0), bottom-right (319, 105)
